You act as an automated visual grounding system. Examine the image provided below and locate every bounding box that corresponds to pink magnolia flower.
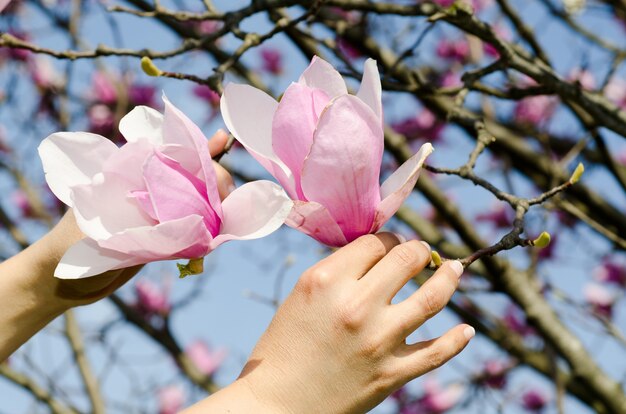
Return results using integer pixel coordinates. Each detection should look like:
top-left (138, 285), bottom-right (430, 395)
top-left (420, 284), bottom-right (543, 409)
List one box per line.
top-left (568, 68), bottom-right (596, 90)
top-left (513, 95), bottom-right (557, 126)
top-left (392, 108), bottom-right (445, 143)
top-left (402, 379), bottom-right (464, 414)
top-left (521, 388), bottom-right (549, 412)
top-left (481, 359), bottom-right (509, 389)
top-left (12, 190), bottom-right (35, 219)
top-left (39, 96), bottom-right (292, 278)
top-left (260, 48), bottom-right (283, 75)
top-left (157, 385), bottom-right (185, 414)
top-left (436, 38), bottom-right (470, 62)
top-left (134, 279), bottom-right (171, 316)
top-left (186, 340), bottom-right (226, 376)
top-left (584, 283), bottom-right (617, 318)
top-left (221, 56), bottom-right (433, 246)
top-left (593, 259), bottom-right (626, 286)
top-left (475, 204), bottom-right (513, 229)
top-left (0, 0), bottom-right (13, 13)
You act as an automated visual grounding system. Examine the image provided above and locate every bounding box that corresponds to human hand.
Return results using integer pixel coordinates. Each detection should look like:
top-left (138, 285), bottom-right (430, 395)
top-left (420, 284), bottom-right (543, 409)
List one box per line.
top-left (235, 233), bottom-right (473, 414)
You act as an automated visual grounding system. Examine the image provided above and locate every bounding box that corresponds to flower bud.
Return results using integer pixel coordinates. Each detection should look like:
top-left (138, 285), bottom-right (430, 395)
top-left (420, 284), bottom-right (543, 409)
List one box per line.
top-left (533, 232), bottom-right (551, 248)
top-left (431, 250), bottom-right (443, 267)
top-left (141, 56), bottom-right (163, 77)
top-left (569, 162), bottom-right (584, 184)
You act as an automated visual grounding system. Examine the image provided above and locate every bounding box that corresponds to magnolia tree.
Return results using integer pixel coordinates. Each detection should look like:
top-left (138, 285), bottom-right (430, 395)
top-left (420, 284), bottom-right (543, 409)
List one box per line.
top-left (1, 0), bottom-right (625, 413)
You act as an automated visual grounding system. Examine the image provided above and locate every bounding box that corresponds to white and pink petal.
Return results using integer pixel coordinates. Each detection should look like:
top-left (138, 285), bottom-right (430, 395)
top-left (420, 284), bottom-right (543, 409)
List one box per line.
top-left (300, 95), bottom-right (383, 242)
top-left (285, 201), bottom-right (348, 247)
top-left (370, 143), bottom-right (434, 233)
top-left (118, 106), bottom-right (164, 144)
top-left (298, 56), bottom-right (348, 99)
top-left (38, 132), bottom-right (118, 206)
top-left (210, 180), bottom-right (292, 248)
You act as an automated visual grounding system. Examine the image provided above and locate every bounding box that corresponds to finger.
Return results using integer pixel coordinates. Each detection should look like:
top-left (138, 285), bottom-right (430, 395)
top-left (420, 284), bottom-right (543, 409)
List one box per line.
top-left (315, 233), bottom-right (403, 280)
top-left (359, 240), bottom-right (431, 303)
top-left (392, 260), bottom-right (463, 335)
top-left (394, 324), bottom-right (474, 381)
top-left (213, 162), bottom-right (235, 200)
top-left (208, 129), bottom-right (229, 158)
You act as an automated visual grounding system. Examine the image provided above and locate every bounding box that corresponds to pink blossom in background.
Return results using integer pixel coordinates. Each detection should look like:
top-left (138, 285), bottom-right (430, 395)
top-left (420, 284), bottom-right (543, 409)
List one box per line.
top-left (0, 126), bottom-right (11, 154)
top-left (260, 48), bottom-right (283, 75)
top-left (439, 71), bottom-right (463, 88)
top-left (521, 388), bottom-right (549, 412)
top-left (87, 104), bottom-right (116, 138)
top-left (39, 96), bottom-right (292, 279)
top-left (568, 68), bottom-right (596, 90)
top-left (3, 30), bottom-right (30, 61)
top-left (605, 77), bottom-right (626, 110)
top-left (337, 36), bottom-right (363, 60)
top-left (402, 379), bottom-right (465, 414)
top-left (475, 204), bottom-right (513, 229)
top-left (0, 1), bottom-right (13, 13)
top-left (503, 304), bottom-right (535, 337)
top-left (392, 108), bottom-right (445, 143)
top-left (513, 95), bottom-right (557, 126)
top-left (134, 279), bottom-right (171, 316)
top-left (222, 56), bottom-right (433, 246)
top-left (29, 56), bottom-right (63, 90)
top-left (193, 85), bottom-right (221, 108)
top-left (92, 72), bottom-right (119, 105)
top-left (157, 385), bottom-right (185, 414)
top-left (483, 24), bottom-right (511, 58)
top-left (436, 38), bottom-right (470, 62)
top-left (12, 190), bottom-right (35, 219)
top-left (482, 360), bottom-right (509, 389)
top-left (584, 283), bottom-right (617, 318)
top-left (185, 340), bottom-right (226, 376)
top-left (129, 83), bottom-right (157, 108)
top-left (594, 259), bottom-right (626, 286)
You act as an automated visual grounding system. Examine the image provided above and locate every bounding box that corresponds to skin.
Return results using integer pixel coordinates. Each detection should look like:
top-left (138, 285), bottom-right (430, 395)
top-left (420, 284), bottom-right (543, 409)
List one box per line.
top-left (0, 129), bottom-right (474, 412)
top-left (0, 130), bottom-right (233, 362)
top-left (185, 234), bottom-right (473, 414)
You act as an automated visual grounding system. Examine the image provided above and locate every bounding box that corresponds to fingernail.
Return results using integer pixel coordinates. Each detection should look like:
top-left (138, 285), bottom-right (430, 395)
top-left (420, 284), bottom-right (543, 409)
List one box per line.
top-left (227, 184), bottom-right (236, 195)
top-left (216, 128), bottom-right (226, 135)
top-left (450, 260), bottom-right (464, 277)
top-left (419, 241), bottom-right (431, 253)
top-left (393, 232), bottom-right (407, 243)
top-left (464, 326), bottom-right (475, 340)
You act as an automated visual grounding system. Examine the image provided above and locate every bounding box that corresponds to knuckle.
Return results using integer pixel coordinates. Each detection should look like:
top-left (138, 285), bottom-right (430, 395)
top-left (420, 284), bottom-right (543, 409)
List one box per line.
top-left (298, 266), bottom-right (333, 295)
top-left (355, 234), bottom-right (387, 258)
top-left (336, 299), bottom-right (367, 332)
top-left (357, 336), bottom-right (385, 361)
top-left (390, 241), bottom-right (425, 271)
top-left (418, 286), bottom-right (442, 318)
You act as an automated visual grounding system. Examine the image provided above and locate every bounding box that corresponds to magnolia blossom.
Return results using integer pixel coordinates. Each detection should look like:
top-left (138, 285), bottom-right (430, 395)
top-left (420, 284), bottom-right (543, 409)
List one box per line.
top-left (584, 283), bottom-right (617, 318)
top-left (0, 0), bottom-right (12, 13)
top-left (134, 279), bottom-right (171, 316)
top-left (39, 96), bottom-right (292, 279)
top-left (222, 56), bottom-right (433, 246)
top-left (157, 385), bottom-right (185, 414)
top-left (186, 340), bottom-right (226, 376)
top-left (521, 388), bottom-right (549, 412)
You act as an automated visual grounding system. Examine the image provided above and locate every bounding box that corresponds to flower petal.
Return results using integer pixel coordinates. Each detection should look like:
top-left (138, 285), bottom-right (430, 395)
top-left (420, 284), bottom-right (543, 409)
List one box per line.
top-left (55, 238), bottom-right (145, 279)
top-left (301, 95), bottom-right (383, 242)
top-left (272, 82), bottom-right (330, 199)
top-left (221, 83), bottom-right (296, 195)
top-left (143, 151), bottom-right (220, 236)
top-left (38, 132), bottom-right (118, 206)
top-left (161, 95), bottom-right (222, 218)
top-left (102, 139), bottom-right (154, 189)
top-left (370, 143), bottom-right (434, 233)
top-left (210, 180), bottom-right (292, 248)
top-left (285, 201), bottom-right (348, 247)
top-left (298, 56), bottom-right (348, 98)
top-left (356, 59), bottom-right (383, 121)
top-left (118, 106), bottom-right (164, 144)
top-left (98, 214), bottom-right (212, 260)
top-left (71, 172), bottom-right (155, 241)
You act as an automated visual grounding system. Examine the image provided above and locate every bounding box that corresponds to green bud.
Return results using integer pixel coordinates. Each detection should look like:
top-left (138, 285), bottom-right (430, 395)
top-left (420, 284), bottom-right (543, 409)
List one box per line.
top-left (569, 163), bottom-right (584, 184)
top-left (177, 258), bottom-right (204, 278)
top-left (141, 56), bottom-right (163, 77)
top-left (431, 251), bottom-right (442, 267)
top-left (533, 232), bottom-right (551, 248)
